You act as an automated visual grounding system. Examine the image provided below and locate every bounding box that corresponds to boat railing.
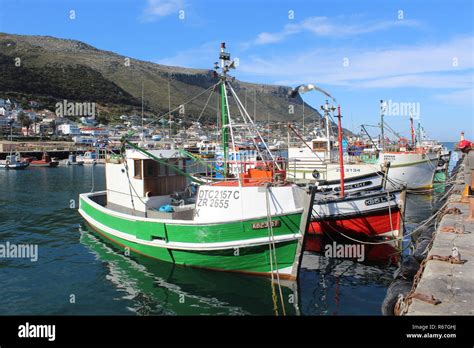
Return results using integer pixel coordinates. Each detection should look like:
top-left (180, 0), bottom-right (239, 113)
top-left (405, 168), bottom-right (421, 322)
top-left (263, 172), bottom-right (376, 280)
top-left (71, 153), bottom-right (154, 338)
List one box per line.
top-left (287, 155), bottom-right (368, 168)
top-left (193, 159), bottom-right (289, 185)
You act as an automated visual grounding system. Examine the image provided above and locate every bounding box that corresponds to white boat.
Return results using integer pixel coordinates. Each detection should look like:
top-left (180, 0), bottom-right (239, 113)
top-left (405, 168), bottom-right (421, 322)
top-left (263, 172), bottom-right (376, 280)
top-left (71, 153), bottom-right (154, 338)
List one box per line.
top-left (371, 101), bottom-right (440, 190)
top-left (78, 150), bottom-right (104, 165)
top-left (374, 151), bottom-right (438, 190)
top-left (0, 154), bottom-right (29, 170)
top-left (60, 153), bottom-right (84, 166)
top-left (287, 112), bottom-right (388, 190)
top-left (314, 170), bottom-right (385, 193)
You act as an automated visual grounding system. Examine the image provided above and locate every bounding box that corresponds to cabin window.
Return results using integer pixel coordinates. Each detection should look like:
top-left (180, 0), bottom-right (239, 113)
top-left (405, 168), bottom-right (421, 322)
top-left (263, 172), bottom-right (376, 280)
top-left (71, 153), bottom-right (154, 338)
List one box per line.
top-left (133, 160), bottom-right (142, 179)
top-left (158, 162), bottom-right (167, 176)
top-left (312, 142), bottom-right (325, 150)
top-left (144, 160), bottom-right (157, 178)
top-left (168, 159), bottom-right (178, 176)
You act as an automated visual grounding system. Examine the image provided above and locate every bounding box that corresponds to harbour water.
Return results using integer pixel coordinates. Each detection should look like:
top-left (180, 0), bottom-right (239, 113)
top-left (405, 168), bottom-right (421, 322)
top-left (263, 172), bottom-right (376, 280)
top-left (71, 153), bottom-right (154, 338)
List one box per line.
top-left (0, 144), bottom-right (456, 315)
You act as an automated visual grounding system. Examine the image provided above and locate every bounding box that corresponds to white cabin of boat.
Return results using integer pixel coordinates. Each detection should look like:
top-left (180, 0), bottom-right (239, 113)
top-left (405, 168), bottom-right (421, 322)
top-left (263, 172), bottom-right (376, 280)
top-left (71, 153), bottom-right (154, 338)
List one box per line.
top-left (105, 145), bottom-right (191, 218)
top-left (102, 143), bottom-right (306, 224)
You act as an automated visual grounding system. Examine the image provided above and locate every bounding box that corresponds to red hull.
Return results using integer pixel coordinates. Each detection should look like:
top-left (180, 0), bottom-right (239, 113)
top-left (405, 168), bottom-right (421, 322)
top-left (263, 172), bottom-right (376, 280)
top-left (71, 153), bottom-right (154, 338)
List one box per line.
top-left (309, 209), bottom-right (401, 238)
top-left (30, 161), bottom-right (59, 167)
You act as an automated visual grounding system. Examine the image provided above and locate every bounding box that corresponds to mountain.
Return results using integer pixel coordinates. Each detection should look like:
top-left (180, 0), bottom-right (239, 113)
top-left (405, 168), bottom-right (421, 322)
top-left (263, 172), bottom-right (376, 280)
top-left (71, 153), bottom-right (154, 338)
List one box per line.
top-left (0, 33), bottom-right (324, 126)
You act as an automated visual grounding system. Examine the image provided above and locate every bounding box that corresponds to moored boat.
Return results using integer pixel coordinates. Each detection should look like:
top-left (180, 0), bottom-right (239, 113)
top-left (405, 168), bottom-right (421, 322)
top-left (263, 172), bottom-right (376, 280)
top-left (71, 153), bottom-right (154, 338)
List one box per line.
top-left (62, 153), bottom-right (84, 166)
top-left (79, 43), bottom-right (307, 279)
top-left (0, 154), bottom-right (29, 170)
top-left (26, 152), bottom-right (59, 168)
top-left (79, 157), bottom-right (305, 278)
top-left (313, 170), bottom-right (387, 193)
top-left (78, 150), bottom-right (105, 165)
top-left (302, 104), bottom-right (406, 251)
top-left (308, 187), bottom-right (404, 240)
top-left (372, 150), bottom-right (438, 190)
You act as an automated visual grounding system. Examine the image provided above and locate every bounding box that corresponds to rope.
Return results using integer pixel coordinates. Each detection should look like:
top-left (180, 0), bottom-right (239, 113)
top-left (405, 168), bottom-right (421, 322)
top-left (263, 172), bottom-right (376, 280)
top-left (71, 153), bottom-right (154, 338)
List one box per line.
top-left (196, 87), bottom-right (215, 124)
top-left (386, 188), bottom-right (396, 243)
top-left (264, 184), bottom-right (286, 316)
top-left (140, 82), bottom-right (220, 132)
top-left (231, 87), bottom-right (270, 167)
top-left (227, 83), bottom-right (279, 169)
top-left (90, 161), bottom-right (95, 193)
top-left (122, 152), bottom-right (136, 214)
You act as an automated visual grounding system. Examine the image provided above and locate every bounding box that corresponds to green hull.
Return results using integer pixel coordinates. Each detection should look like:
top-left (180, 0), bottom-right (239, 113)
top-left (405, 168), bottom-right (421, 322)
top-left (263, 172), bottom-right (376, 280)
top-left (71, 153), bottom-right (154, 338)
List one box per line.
top-left (79, 193), bottom-right (302, 277)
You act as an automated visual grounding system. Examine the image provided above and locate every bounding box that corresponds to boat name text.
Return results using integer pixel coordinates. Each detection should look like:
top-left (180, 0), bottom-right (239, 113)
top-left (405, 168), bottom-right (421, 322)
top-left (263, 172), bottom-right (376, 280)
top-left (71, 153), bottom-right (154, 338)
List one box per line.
top-left (364, 194), bottom-right (396, 206)
top-left (196, 189), bottom-right (240, 209)
top-left (252, 220), bottom-right (281, 230)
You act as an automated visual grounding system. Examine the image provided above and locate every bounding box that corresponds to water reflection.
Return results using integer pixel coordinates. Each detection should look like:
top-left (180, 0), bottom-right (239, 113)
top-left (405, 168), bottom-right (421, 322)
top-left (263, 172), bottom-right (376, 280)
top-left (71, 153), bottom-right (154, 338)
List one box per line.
top-left (298, 253), bottom-right (395, 315)
top-left (79, 225), bottom-right (299, 315)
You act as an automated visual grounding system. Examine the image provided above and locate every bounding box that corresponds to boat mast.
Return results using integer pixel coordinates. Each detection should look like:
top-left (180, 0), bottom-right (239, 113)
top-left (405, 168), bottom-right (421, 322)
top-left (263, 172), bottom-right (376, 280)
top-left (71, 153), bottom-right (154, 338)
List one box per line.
top-left (141, 80), bottom-right (144, 141)
top-left (321, 100), bottom-right (335, 162)
top-left (325, 102), bottom-right (330, 159)
top-left (219, 42), bottom-right (230, 177)
top-left (336, 105), bottom-right (345, 197)
top-left (410, 114), bottom-right (415, 147)
top-left (380, 100), bottom-right (385, 151)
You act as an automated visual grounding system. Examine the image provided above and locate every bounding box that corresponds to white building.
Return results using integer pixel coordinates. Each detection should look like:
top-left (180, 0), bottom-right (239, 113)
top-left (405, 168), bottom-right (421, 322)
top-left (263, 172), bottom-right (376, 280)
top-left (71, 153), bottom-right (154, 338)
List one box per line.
top-left (58, 123), bottom-right (81, 136)
top-left (80, 127), bottom-right (109, 137)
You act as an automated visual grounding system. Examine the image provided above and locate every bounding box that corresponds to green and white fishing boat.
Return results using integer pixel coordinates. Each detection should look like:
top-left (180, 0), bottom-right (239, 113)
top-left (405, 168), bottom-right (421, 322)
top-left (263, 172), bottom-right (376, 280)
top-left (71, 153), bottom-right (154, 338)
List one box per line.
top-left (79, 43), bottom-right (307, 279)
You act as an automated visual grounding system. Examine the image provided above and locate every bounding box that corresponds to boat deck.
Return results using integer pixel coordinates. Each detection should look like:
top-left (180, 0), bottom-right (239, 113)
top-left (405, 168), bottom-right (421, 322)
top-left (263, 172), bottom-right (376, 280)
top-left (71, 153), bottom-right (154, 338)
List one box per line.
top-left (85, 191), bottom-right (195, 221)
top-left (104, 201), bottom-right (195, 220)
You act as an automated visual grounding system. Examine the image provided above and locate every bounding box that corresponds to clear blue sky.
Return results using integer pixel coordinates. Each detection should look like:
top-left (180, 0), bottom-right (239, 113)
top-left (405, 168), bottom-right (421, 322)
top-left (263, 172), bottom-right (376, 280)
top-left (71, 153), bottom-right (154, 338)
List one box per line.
top-left (1, 0), bottom-right (472, 141)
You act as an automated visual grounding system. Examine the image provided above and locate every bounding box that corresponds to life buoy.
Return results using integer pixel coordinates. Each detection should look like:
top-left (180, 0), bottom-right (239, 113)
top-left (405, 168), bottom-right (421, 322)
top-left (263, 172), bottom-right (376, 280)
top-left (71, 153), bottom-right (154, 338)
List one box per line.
top-left (5, 160), bottom-right (10, 166)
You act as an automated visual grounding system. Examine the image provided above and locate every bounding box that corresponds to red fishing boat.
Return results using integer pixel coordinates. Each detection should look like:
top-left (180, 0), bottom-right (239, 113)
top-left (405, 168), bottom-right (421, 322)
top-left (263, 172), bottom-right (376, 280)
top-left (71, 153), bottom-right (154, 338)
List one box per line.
top-left (305, 105), bottom-right (406, 251)
top-left (308, 187), bottom-right (404, 239)
top-left (26, 152), bottom-right (60, 168)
